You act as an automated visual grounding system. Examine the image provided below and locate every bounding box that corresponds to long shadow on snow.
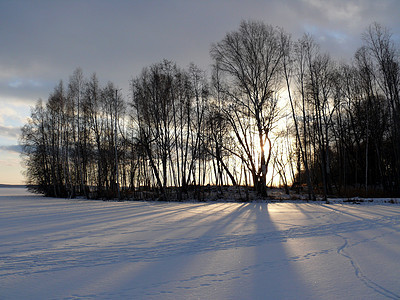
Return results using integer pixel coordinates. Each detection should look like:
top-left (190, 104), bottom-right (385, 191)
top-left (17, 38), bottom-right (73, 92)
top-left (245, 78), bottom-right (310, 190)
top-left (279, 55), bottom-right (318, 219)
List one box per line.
top-left (2, 203), bottom-right (400, 278)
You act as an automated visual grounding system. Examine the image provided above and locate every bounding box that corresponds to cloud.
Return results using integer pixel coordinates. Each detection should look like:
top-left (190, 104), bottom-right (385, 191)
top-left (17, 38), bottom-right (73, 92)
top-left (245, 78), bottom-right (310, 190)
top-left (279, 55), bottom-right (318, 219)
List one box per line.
top-left (8, 80), bottom-right (23, 88)
top-left (0, 144), bottom-right (22, 154)
top-left (303, 24), bottom-right (349, 46)
top-left (301, 0), bottom-right (363, 21)
top-left (0, 78), bottom-right (54, 106)
top-left (1, 1), bottom-right (399, 93)
top-left (0, 126), bottom-right (21, 139)
top-left (8, 79), bottom-right (44, 89)
top-left (0, 0), bottom-right (399, 185)
top-left (0, 149), bottom-right (24, 184)
top-left (0, 103), bottom-right (30, 128)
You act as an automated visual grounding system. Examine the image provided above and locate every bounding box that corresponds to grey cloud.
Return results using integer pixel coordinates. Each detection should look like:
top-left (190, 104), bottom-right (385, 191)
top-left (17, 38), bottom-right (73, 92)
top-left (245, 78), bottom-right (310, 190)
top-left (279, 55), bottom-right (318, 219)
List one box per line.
top-left (0, 0), bottom-right (399, 185)
top-left (0, 145), bottom-right (22, 154)
top-left (0, 81), bottom-right (54, 105)
top-left (0, 0), bottom-right (399, 103)
top-left (0, 126), bottom-right (21, 139)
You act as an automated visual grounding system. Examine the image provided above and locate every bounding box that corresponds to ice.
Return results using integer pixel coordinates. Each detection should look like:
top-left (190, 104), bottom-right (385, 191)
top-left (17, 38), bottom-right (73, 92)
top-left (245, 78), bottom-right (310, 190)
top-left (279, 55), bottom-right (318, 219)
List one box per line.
top-left (1, 187), bottom-right (400, 299)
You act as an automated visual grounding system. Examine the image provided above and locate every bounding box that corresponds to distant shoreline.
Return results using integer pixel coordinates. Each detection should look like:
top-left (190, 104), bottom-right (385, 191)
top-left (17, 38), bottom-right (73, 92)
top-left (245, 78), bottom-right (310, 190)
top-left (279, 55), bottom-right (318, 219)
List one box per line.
top-left (0, 184), bottom-right (26, 188)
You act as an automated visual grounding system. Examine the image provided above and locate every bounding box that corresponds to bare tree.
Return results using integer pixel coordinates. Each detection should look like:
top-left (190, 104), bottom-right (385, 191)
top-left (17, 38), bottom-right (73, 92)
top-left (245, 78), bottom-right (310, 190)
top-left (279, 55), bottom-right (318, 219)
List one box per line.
top-left (210, 20), bottom-right (285, 196)
top-left (20, 22), bottom-right (400, 200)
top-left (363, 23), bottom-right (400, 193)
top-left (281, 33), bottom-right (316, 200)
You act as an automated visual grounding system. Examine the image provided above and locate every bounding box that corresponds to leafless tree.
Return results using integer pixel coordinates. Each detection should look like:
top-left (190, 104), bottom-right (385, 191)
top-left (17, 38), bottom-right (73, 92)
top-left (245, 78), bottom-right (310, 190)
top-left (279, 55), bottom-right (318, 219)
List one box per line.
top-left (210, 20), bottom-right (285, 196)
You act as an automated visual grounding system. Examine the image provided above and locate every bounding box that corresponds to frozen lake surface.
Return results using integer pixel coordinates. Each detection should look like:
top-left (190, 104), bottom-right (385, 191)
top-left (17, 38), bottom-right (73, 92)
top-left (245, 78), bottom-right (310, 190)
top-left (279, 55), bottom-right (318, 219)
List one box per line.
top-left (1, 187), bottom-right (400, 299)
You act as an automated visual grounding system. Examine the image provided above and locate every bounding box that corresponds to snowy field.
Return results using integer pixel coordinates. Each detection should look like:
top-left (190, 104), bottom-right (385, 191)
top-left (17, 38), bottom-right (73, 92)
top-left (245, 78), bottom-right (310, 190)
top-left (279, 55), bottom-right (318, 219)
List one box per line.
top-left (1, 187), bottom-right (400, 299)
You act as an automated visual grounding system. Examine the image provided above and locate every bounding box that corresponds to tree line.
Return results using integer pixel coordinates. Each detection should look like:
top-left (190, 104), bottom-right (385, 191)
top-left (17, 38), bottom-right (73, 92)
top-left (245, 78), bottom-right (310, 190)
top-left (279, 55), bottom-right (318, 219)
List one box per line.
top-left (20, 21), bottom-right (400, 200)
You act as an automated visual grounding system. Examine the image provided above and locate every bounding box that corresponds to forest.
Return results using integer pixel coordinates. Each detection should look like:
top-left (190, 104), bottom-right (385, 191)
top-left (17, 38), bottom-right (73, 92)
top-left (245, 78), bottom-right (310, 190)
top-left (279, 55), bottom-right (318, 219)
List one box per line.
top-left (20, 21), bottom-right (400, 200)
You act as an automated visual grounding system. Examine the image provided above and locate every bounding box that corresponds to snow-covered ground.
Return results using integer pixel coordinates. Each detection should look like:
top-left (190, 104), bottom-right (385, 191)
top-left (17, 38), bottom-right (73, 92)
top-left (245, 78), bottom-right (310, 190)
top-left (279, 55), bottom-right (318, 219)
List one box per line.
top-left (1, 187), bottom-right (400, 299)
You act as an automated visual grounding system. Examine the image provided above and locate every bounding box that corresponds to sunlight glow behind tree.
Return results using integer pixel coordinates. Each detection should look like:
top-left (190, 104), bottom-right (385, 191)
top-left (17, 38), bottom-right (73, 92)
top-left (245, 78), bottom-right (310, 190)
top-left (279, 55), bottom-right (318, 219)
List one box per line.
top-left (19, 21), bottom-right (400, 199)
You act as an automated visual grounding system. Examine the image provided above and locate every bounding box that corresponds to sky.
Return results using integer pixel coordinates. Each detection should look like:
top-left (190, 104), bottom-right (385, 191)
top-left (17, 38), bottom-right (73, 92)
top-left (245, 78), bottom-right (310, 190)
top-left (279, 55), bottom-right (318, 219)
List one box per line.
top-left (1, 0), bottom-right (399, 185)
